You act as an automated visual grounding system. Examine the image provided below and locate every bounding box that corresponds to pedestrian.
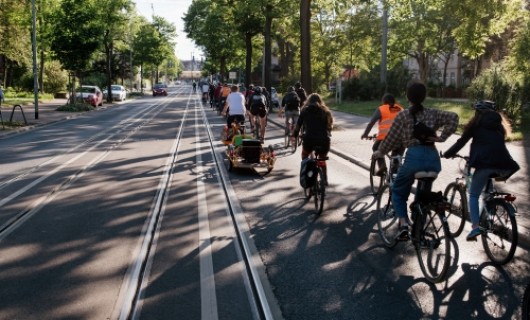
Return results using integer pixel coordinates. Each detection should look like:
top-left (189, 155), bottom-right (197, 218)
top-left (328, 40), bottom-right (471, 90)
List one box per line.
top-left (442, 100), bottom-right (520, 240)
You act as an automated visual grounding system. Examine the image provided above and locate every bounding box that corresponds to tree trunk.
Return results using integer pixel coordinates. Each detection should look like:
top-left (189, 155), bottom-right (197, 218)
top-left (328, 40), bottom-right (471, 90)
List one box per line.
top-left (300, 0), bottom-right (312, 94)
top-left (264, 5), bottom-right (273, 93)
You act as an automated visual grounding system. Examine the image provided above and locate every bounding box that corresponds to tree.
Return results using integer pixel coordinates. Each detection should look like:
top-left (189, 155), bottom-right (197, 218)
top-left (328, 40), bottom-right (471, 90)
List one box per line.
top-left (300, 0), bottom-right (312, 93)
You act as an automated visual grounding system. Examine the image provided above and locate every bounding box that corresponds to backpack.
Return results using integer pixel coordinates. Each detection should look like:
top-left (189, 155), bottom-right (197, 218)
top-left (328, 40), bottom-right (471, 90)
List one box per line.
top-left (412, 114), bottom-right (436, 145)
top-left (284, 92), bottom-right (300, 110)
top-left (299, 158), bottom-right (318, 188)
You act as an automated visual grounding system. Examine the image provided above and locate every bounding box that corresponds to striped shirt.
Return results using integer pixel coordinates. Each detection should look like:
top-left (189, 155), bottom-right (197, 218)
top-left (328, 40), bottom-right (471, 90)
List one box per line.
top-left (378, 107), bottom-right (459, 155)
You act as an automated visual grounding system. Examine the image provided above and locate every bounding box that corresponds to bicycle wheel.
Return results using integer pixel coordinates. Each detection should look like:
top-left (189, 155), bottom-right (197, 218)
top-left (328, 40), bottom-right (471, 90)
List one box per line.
top-left (443, 182), bottom-right (467, 237)
top-left (480, 200), bottom-right (518, 265)
top-left (414, 207), bottom-right (451, 283)
top-left (313, 168), bottom-right (325, 215)
top-left (523, 281), bottom-right (530, 320)
top-left (376, 184), bottom-right (398, 248)
top-left (369, 158), bottom-right (385, 194)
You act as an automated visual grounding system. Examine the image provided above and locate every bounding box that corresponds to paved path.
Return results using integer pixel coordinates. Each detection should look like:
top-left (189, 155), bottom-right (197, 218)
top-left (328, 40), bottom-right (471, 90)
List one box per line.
top-left (3, 99), bottom-right (529, 248)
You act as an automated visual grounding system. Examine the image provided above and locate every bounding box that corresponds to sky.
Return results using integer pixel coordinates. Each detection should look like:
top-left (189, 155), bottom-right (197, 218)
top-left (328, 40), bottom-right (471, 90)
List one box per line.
top-left (134, 0), bottom-right (203, 61)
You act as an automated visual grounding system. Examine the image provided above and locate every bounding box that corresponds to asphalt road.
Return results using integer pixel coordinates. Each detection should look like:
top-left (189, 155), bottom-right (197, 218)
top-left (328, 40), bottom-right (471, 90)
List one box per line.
top-left (0, 86), bottom-right (528, 319)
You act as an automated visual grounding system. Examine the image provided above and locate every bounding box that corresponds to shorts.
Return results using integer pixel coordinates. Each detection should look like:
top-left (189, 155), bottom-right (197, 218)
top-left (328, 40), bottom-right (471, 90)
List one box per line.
top-left (302, 138), bottom-right (330, 156)
top-left (250, 105), bottom-right (267, 118)
top-left (226, 114), bottom-right (246, 127)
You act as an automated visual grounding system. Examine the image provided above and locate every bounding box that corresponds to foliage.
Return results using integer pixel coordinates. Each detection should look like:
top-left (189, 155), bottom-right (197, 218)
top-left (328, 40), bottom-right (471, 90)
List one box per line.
top-left (56, 103), bottom-right (94, 112)
top-left (43, 60), bottom-right (69, 94)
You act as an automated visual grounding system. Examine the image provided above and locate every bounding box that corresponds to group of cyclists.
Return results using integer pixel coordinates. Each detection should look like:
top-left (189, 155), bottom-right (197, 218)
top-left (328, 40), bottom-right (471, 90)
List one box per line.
top-left (212, 78), bottom-right (519, 245)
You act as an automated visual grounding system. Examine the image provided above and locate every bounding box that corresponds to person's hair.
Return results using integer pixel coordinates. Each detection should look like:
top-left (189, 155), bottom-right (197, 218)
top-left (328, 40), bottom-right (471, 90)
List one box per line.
top-left (382, 93), bottom-right (395, 107)
top-left (406, 80), bottom-right (427, 115)
top-left (231, 85), bottom-right (238, 92)
top-left (306, 93), bottom-right (333, 131)
top-left (464, 108), bottom-right (511, 138)
top-left (287, 86), bottom-right (295, 92)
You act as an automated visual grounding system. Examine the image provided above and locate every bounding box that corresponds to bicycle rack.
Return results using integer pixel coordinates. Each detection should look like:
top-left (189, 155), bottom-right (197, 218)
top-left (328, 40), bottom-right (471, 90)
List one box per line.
top-left (9, 104), bottom-right (27, 125)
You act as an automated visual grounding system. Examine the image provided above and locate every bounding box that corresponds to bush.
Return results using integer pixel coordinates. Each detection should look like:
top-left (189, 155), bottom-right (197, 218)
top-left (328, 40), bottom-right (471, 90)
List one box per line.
top-left (342, 65), bottom-right (412, 101)
top-left (56, 103), bottom-right (94, 112)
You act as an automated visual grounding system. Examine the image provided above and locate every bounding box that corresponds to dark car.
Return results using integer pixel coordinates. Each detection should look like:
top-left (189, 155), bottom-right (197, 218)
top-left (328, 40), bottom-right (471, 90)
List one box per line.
top-left (153, 84), bottom-right (168, 96)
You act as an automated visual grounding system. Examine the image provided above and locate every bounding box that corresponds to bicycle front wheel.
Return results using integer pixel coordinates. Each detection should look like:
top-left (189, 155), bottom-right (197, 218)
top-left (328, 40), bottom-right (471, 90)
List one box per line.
top-left (414, 208), bottom-right (451, 283)
top-left (369, 158), bottom-right (385, 194)
top-left (480, 200), bottom-right (518, 265)
top-left (376, 184), bottom-right (398, 248)
top-left (443, 182), bottom-right (467, 237)
top-left (313, 168), bottom-right (325, 215)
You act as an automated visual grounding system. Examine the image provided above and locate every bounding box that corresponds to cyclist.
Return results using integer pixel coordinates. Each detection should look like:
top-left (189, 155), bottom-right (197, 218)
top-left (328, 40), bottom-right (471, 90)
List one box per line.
top-left (249, 86), bottom-right (268, 142)
top-left (201, 81), bottom-right (209, 102)
top-left (279, 86), bottom-right (301, 135)
top-left (361, 93), bottom-right (404, 176)
top-left (192, 80), bottom-right (197, 93)
top-left (294, 82), bottom-right (307, 108)
top-left (294, 93), bottom-right (333, 185)
top-left (372, 81), bottom-right (459, 240)
top-left (442, 100), bottom-right (520, 240)
top-left (221, 84), bottom-right (248, 140)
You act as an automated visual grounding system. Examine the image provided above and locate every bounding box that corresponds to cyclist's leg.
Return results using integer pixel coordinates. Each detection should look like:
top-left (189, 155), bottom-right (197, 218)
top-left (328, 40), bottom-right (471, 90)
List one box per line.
top-left (259, 108), bottom-right (267, 141)
top-left (372, 140), bottom-right (386, 174)
top-left (468, 168), bottom-right (497, 238)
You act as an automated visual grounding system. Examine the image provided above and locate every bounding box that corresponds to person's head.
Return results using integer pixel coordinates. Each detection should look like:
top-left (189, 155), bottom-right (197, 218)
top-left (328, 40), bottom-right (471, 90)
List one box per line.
top-left (382, 93), bottom-right (396, 107)
top-left (473, 100), bottom-right (496, 112)
top-left (406, 81), bottom-right (426, 106)
top-left (223, 83), bottom-right (228, 87)
top-left (254, 86), bottom-right (262, 94)
top-left (231, 85), bottom-right (239, 92)
top-left (295, 82), bottom-right (301, 89)
top-left (249, 84), bottom-right (254, 90)
top-left (287, 86), bottom-right (295, 92)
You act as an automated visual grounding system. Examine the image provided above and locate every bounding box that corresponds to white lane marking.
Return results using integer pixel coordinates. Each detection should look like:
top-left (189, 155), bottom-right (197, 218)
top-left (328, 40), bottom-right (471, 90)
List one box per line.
top-left (195, 105), bottom-right (219, 320)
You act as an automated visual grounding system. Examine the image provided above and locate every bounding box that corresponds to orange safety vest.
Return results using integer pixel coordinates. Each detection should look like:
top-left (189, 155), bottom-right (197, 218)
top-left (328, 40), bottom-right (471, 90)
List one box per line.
top-left (377, 104), bottom-right (403, 140)
top-left (221, 87), bottom-right (230, 97)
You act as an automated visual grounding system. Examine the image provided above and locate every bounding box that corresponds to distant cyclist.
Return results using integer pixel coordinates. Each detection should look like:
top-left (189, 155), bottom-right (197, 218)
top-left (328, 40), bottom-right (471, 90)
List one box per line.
top-left (361, 93), bottom-right (404, 176)
top-left (294, 82), bottom-right (307, 108)
top-left (279, 86), bottom-right (301, 135)
top-left (294, 93), bottom-right (333, 185)
top-left (249, 86), bottom-right (268, 142)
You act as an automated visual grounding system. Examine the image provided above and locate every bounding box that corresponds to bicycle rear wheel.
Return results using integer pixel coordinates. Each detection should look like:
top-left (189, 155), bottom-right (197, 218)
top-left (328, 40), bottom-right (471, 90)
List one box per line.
top-left (414, 207), bottom-right (451, 283)
top-left (376, 184), bottom-right (398, 248)
top-left (480, 200), bottom-right (518, 265)
top-left (313, 168), bottom-right (325, 215)
top-left (443, 182), bottom-right (467, 237)
top-left (369, 158), bottom-right (385, 194)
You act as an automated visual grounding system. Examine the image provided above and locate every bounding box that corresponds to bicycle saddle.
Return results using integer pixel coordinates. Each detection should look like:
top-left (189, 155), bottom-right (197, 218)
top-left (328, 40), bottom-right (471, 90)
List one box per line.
top-left (414, 171), bottom-right (438, 179)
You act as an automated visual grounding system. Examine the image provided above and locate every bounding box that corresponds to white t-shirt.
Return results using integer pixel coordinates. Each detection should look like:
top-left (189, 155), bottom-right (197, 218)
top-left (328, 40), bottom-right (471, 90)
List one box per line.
top-left (202, 84), bottom-right (209, 93)
top-left (226, 92), bottom-right (246, 115)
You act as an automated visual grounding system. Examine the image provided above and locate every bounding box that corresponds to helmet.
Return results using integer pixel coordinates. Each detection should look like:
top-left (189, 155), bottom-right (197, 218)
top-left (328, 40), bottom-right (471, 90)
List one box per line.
top-left (294, 82), bottom-right (301, 89)
top-left (474, 100), bottom-right (496, 111)
top-left (254, 86), bottom-right (262, 94)
top-left (287, 86), bottom-right (295, 92)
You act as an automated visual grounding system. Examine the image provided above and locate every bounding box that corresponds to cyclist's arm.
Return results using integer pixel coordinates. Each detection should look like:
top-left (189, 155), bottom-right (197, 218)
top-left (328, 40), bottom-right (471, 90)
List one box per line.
top-left (361, 109), bottom-right (381, 139)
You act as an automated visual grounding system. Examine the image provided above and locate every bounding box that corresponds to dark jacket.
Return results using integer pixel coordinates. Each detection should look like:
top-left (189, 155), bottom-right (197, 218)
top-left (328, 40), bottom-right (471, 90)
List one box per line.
top-left (282, 91), bottom-right (301, 111)
top-left (295, 87), bottom-right (307, 107)
top-left (296, 104), bottom-right (332, 142)
top-left (444, 110), bottom-right (519, 175)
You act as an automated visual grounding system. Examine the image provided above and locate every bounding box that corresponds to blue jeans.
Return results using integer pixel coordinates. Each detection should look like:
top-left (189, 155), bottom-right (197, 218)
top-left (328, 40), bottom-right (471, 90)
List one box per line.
top-left (468, 168), bottom-right (498, 227)
top-left (392, 145), bottom-right (441, 219)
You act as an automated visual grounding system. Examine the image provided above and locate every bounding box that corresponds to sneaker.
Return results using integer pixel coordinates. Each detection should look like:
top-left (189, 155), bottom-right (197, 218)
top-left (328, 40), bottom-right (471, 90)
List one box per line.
top-left (396, 225), bottom-right (410, 241)
top-left (466, 228), bottom-right (481, 241)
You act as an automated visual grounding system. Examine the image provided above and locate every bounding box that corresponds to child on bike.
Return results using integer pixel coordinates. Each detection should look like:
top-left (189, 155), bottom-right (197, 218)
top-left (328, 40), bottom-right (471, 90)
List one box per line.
top-left (442, 101), bottom-right (519, 240)
top-left (361, 93), bottom-right (404, 176)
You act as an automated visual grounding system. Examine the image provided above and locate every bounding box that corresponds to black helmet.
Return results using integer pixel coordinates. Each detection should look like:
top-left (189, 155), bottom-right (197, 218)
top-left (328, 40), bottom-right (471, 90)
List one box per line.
top-left (294, 82), bottom-right (301, 89)
top-left (474, 100), bottom-right (496, 111)
top-left (287, 86), bottom-right (295, 92)
top-left (254, 86), bottom-right (262, 94)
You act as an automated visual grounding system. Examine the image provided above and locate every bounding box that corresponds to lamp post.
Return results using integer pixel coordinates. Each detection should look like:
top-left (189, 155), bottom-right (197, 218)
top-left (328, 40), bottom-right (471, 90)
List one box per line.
top-left (31, 0), bottom-right (39, 119)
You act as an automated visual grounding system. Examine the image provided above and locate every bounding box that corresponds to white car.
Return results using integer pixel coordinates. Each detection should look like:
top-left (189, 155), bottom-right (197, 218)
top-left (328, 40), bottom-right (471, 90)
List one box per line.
top-left (103, 85), bottom-right (127, 101)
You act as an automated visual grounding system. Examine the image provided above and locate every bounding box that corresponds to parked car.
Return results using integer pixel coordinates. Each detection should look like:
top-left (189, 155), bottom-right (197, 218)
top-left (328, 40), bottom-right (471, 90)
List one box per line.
top-left (271, 87), bottom-right (280, 108)
top-left (153, 84), bottom-right (168, 96)
top-left (76, 85), bottom-right (103, 107)
top-left (103, 85), bottom-right (127, 101)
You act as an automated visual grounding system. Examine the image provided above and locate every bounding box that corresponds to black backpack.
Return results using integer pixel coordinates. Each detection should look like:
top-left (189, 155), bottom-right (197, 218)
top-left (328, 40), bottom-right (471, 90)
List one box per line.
top-left (284, 92), bottom-right (300, 110)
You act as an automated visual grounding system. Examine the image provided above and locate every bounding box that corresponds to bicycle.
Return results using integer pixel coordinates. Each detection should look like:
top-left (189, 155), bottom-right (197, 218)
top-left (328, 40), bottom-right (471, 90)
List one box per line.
top-left (250, 114), bottom-right (262, 141)
top-left (283, 113), bottom-right (301, 152)
top-left (444, 154), bottom-right (518, 265)
top-left (376, 170), bottom-right (451, 283)
top-left (366, 134), bottom-right (387, 194)
top-left (303, 147), bottom-right (328, 216)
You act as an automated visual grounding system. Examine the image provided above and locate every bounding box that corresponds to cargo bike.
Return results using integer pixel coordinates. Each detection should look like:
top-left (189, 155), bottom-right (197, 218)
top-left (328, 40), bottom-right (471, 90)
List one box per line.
top-left (221, 119), bottom-right (276, 173)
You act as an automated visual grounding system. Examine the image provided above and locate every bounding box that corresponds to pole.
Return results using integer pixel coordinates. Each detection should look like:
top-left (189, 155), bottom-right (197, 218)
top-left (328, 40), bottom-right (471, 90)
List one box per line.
top-left (31, 0), bottom-right (39, 119)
